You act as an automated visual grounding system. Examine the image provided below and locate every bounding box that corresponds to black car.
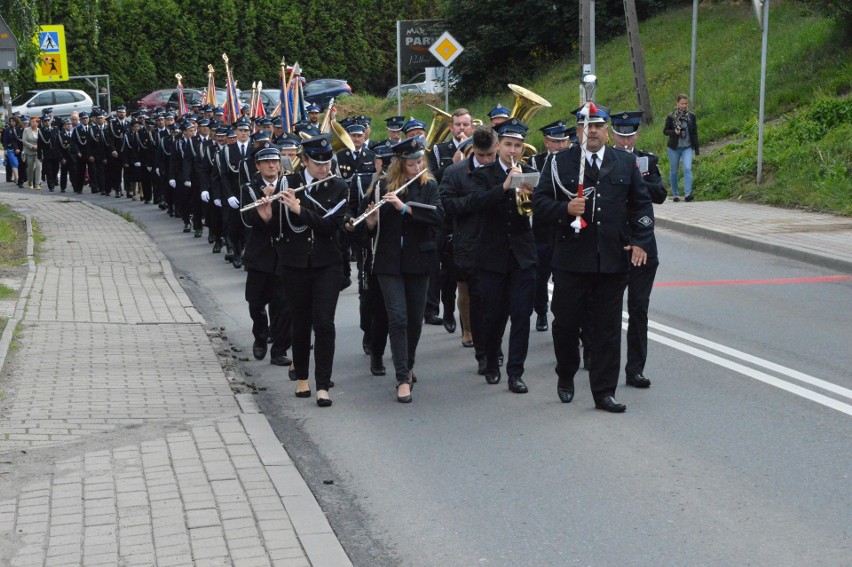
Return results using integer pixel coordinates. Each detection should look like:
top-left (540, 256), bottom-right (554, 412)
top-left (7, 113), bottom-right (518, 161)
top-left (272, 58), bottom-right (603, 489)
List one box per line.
top-left (303, 79), bottom-right (352, 109)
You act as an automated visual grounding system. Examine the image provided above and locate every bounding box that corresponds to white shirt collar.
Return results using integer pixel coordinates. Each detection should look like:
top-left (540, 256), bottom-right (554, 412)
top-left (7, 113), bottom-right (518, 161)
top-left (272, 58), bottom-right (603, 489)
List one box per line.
top-left (587, 146), bottom-right (605, 165)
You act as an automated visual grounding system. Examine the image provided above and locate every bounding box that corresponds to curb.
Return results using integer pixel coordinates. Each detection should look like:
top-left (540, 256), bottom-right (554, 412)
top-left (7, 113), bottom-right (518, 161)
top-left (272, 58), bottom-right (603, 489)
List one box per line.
top-left (0, 214), bottom-right (35, 376)
top-left (656, 216), bottom-right (852, 273)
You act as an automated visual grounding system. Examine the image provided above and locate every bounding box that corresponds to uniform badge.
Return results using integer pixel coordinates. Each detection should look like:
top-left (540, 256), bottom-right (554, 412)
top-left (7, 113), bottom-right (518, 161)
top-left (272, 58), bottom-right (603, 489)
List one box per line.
top-left (638, 215), bottom-right (653, 227)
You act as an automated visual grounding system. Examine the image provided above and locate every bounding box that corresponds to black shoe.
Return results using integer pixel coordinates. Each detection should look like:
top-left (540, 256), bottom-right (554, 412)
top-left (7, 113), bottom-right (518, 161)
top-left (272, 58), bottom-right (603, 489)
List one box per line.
top-left (442, 315), bottom-right (456, 334)
top-left (168, 209), bottom-right (175, 217)
top-left (396, 382), bottom-right (412, 404)
top-left (194, 229), bottom-right (203, 238)
top-left (158, 201), bottom-right (167, 210)
top-left (672, 196), bottom-right (680, 202)
top-left (252, 342), bottom-right (268, 360)
top-left (536, 313), bottom-right (548, 332)
top-left (316, 391), bottom-right (332, 407)
top-left (208, 234), bottom-right (215, 244)
top-left (224, 249), bottom-right (234, 262)
top-left (583, 350), bottom-right (591, 371)
top-left (557, 383), bottom-right (575, 403)
top-left (115, 192), bottom-right (122, 198)
top-left (370, 355), bottom-right (386, 376)
top-left (485, 369), bottom-right (501, 385)
top-left (288, 367), bottom-right (298, 381)
top-left (270, 354), bottom-right (292, 366)
top-left (626, 373), bottom-right (651, 388)
top-left (425, 314), bottom-right (443, 326)
top-left (508, 376), bottom-right (528, 394)
top-left (477, 358), bottom-right (488, 375)
top-left (212, 240), bottom-right (223, 253)
top-left (232, 256), bottom-right (243, 269)
top-left (595, 396), bottom-right (626, 413)
top-left (685, 194), bottom-right (694, 202)
top-left (183, 224), bottom-right (191, 233)
top-left (295, 380), bottom-right (311, 398)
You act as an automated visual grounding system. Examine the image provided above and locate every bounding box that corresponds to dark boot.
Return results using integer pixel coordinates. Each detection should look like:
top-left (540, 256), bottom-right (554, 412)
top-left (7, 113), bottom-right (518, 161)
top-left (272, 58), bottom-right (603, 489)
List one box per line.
top-left (212, 238), bottom-right (223, 253)
top-left (224, 237), bottom-right (234, 262)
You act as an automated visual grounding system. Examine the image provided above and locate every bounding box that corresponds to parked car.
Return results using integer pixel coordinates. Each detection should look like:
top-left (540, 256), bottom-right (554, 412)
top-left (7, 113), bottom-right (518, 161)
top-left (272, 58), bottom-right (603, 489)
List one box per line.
top-left (166, 88), bottom-right (228, 111)
top-left (303, 79), bottom-right (352, 109)
top-left (239, 89), bottom-right (279, 116)
top-left (125, 89), bottom-right (174, 112)
top-left (386, 68), bottom-right (458, 99)
top-left (11, 89), bottom-right (93, 118)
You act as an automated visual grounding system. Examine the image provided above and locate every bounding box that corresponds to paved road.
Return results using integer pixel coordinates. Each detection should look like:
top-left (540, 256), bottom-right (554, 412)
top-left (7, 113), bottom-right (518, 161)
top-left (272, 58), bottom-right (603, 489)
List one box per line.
top-left (75, 192), bottom-right (852, 566)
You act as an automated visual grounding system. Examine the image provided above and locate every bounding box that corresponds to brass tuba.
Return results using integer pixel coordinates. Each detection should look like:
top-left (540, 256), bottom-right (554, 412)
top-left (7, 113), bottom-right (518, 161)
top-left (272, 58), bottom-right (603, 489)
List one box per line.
top-left (317, 98), bottom-right (356, 153)
top-left (424, 104), bottom-right (452, 150)
top-left (508, 84), bottom-right (552, 164)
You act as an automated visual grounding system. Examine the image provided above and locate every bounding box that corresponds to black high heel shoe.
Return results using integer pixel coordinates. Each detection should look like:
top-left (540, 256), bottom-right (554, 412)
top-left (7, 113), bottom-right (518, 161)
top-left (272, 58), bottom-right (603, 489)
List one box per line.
top-left (396, 381), bottom-right (413, 404)
top-left (295, 379), bottom-right (311, 398)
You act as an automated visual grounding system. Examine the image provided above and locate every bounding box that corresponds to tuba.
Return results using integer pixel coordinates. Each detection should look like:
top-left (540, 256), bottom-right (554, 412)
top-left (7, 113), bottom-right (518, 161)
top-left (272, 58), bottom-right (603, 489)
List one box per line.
top-left (508, 84), bottom-right (552, 163)
top-left (319, 98), bottom-right (355, 153)
top-left (424, 104), bottom-right (452, 150)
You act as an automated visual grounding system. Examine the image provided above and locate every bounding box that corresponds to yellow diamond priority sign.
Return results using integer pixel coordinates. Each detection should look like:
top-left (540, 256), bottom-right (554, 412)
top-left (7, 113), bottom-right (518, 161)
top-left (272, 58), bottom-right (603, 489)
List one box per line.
top-left (429, 31), bottom-right (463, 67)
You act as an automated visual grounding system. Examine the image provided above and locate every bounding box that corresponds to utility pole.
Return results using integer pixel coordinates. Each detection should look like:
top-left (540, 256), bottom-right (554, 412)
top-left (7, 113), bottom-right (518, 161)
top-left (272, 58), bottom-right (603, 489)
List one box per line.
top-left (623, 0), bottom-right (653, 123)
top-left (579, 0), bottom-right (590, 79)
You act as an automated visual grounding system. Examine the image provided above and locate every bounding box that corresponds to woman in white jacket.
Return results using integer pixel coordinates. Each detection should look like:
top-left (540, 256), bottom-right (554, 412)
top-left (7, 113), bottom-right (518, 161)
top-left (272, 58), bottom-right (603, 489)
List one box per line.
top-left (22, 117), bottom-right (42, 190)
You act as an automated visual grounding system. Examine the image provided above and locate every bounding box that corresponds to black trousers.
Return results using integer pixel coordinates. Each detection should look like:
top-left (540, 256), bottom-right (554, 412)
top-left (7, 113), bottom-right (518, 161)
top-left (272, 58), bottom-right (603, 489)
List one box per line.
top-left (281, 263), bottom-right (341, 391)
top-left (378, 273), bottom-right (430, 384)
top-left (60, 158), bottom-right (76, 191)
top-left (225, 207), bottom-right (245, 256)
top-left (365, 271), bottom-right (388, 358)
top-left (107, 155), bottom-right (123, 193)
top-left (457, 267), bottom-right (486, 361)
top-left (245, 268), bottom-right (291, 357)
top-left (534, 241), bottom-right (553, 316)
top-left (17, 153), bottom-right (27, 186)
top-left (42, 158), bottom-right (59, 189)
top-left (551, 269), bottom-right (628, 402)
top-left (478, 257), bottom-right (535, 377)
top-left (93, 158), bottom-right (107, 194)
top-left (425, 228), bottom-right (456, 320)
top-left (625, 258), bottom-right (659, 377)
top-left (75, 157), bottom-right (93, 192)
top-left (207, 201), bottom-right (224, 241)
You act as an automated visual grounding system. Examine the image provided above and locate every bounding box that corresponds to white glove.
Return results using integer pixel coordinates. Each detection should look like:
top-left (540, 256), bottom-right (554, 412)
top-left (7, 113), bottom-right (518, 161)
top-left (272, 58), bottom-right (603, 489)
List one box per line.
top-left (146, 167), bottom-right (152, 172)
top-left (168, 179), bottom-right (176, 188)
top-left (155, 168), bottom-right (160, 175)
top-left (214, 199), bottom-right (222, 207)
top-left (201, 191), bottom-right (210, 203)
top-left (184, 181), bottom-right (192, 187)
top-left (228, 196), bottom-right (239, 209)
top-left (134, 162), bottom-right (141, 167)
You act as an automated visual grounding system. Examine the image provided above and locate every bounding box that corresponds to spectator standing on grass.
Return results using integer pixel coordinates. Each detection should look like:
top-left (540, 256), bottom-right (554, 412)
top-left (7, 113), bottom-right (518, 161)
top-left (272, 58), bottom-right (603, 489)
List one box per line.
top-left (663, 94), bottom-right (699, 202)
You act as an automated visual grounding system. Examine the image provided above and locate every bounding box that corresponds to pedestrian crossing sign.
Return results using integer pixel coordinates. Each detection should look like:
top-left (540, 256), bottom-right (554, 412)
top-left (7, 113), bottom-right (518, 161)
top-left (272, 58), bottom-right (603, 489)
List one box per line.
top-left (33, 25), bottom-right (68, 82)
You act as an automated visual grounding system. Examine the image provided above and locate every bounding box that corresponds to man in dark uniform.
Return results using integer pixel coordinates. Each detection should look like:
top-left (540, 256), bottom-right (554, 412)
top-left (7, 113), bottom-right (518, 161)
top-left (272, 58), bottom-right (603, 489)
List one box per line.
top-left (221, 118), bottom-right (253, 268)
top-left (402, 119), bottom-right (426, 140)
top-left (369, 115), bottom-right (404, 150)
top-left (306, 103), bottom-right (322, 128)
top-left (528, 120), bottom-right (573, 332)
top-left (208, 126), bottom-right (232, 254)
top-left (532, 105), bottom-right (655, 412)
top-left (488, 104), bottom-right (510, 127)
top-left (105, 106), bottom-right (128, 197)
top-left (428, 108), bottom-right (473, 177)
top-left (175, 120), bottom-right (197, 232)
top-left (190, 118), bottom-right (215, 238)
top-left (89, 111), bottom-right (110, 196)
top-left (57, 118), bottom-right (78, 193)
top-left (439, 125), bottom-right (499, 375)
top-left (610, 110), bottom-right (667, 389)
top-left (240, 146), bottom-right (292, 367)
top-left (335, 121), bottom-right (375, 182)
top-left (38, 114), bottom-right (61, 192)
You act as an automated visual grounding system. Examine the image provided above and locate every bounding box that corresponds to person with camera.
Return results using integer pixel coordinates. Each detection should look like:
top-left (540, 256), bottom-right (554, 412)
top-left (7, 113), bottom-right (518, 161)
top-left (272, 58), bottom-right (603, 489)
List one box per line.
top-left (663, 94), bottom-right (699, 202)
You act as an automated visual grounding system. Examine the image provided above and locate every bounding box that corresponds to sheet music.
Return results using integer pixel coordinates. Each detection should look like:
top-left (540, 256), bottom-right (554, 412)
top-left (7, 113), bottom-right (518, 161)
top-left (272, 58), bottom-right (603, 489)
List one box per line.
top-left (508, 172), bottom-right (540, 189)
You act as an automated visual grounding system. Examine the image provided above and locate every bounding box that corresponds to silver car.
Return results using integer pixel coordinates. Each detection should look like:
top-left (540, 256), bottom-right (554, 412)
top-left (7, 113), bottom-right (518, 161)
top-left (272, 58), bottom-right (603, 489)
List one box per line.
top-left (11, 89), bottom-right (94, 118)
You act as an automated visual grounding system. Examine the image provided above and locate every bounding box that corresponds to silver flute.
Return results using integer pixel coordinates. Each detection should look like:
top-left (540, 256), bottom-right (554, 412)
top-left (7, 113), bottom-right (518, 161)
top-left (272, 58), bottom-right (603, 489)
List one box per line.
top-left (239, 174), bottom-right (339, 212)
top-left (349, 170), bottom-right (427, 226)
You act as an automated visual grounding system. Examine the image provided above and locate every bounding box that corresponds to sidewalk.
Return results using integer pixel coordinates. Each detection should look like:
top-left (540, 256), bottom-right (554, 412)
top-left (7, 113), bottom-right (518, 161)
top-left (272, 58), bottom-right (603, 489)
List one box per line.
top-left (654, 200), bottom-right (852, 272)
top-left (0, 188), bottom-right (351, 567)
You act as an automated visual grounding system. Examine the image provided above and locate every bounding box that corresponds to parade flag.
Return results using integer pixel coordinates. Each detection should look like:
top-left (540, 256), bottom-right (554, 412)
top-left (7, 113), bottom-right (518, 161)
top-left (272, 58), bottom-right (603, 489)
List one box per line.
top-left (175, 74), bottom-right (189, 116)
top-left (206, 65), bottom-right (218, 108)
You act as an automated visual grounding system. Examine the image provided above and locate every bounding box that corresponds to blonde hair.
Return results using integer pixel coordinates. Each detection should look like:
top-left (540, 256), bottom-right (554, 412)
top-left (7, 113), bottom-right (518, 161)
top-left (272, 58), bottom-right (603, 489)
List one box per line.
top-left (384, 155), bottom-right (434, 192)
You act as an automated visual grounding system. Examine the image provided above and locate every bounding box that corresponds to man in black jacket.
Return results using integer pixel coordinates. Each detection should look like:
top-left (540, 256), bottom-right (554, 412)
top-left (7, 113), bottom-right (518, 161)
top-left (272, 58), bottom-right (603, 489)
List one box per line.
top-left (532, 105), bottom-right (655, 412)
top-left (239, 146), bottom-right (292, 367)
top-left (610, 111), bottom-right (667, 389)
top-left (467, 119), bottom-right (537, 394)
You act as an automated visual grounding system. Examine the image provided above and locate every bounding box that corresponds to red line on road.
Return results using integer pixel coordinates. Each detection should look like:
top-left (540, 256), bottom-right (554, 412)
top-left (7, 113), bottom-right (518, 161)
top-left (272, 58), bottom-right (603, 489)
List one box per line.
top-left (654, 275), bottom-right (852, 288)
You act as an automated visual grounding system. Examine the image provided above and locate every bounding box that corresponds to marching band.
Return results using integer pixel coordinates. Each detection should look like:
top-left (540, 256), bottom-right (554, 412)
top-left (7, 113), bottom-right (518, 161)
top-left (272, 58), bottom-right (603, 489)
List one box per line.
top-left (4, 67), bottom-right (660, 413)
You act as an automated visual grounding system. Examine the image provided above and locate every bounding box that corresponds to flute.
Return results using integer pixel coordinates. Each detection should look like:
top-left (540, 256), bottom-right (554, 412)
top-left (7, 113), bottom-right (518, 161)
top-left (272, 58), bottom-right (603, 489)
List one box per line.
top-left (239, 174), bottom-right (339, 212)
top-left (349, 169), bottom-right (427, 227)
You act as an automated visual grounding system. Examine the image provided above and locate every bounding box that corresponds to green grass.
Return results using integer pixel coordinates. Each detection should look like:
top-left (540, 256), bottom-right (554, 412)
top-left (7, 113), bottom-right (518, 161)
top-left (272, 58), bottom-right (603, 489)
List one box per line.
top-left (0, 284), bottom-right (14, 301)
top-left (342, 1), bottom-right (851, 214)
top-left (107, 208), bottom-right (145, 229)
top-left (0, 203), bottom-right (26, 267)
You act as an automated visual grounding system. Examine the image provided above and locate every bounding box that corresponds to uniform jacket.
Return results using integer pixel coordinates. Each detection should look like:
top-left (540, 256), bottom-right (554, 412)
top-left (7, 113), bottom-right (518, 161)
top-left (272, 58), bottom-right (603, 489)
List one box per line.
top-left (529, 152), bottom-right (558, 244)
top-left (532, 144), bottom-right (655, 274)
top-left (335, 146), bottom-right (376, 181)
top-left (465, 160), bottom-right (537, 273)
top-left (268, 171), bottom-right (349, 270)
top-left (358, 178), bottom-right (443, 276)
top-left (439, 157), bottom-right (483, 272)
top-left (240, 173), bottom-right (281, 274)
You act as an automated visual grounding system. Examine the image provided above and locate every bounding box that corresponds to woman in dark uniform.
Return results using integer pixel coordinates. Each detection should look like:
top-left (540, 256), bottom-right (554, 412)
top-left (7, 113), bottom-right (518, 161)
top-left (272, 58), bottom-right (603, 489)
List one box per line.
top-left (350, 136), bottom-right (443, 403)
top-left (256, 134), bottom-right (349, 407)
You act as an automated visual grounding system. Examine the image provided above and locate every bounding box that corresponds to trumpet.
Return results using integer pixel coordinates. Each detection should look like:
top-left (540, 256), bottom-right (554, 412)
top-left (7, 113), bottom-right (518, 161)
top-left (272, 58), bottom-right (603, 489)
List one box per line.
top-left (239, 174), bottom-right (339, 212)
top-left (349, 170), bottom-right (427, 227)
top-left (511, 158), bottom-right (533, 217)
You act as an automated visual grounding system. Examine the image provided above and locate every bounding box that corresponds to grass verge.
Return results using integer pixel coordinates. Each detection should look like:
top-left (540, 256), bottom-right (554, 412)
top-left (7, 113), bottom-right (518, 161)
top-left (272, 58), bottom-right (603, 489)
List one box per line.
top-left (107, 208), bottom-right (145, 229)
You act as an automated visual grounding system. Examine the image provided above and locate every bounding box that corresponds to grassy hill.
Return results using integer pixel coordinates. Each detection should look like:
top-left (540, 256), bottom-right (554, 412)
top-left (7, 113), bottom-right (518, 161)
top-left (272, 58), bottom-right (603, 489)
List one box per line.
top-left (340, 1), bottom-right (851, 215)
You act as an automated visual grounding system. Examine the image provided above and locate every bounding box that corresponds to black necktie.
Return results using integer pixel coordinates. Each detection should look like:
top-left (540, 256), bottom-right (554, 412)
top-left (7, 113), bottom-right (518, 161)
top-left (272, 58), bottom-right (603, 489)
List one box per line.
top-left (240, 144), bottom-right (245, 158)
top-left (588, 154), bottom-right (600, 184)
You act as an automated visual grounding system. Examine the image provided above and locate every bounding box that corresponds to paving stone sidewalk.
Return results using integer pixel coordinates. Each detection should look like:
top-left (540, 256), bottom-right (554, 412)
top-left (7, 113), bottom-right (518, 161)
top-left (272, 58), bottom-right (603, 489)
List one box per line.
top-left (0, 191), bottom-right (350, 567)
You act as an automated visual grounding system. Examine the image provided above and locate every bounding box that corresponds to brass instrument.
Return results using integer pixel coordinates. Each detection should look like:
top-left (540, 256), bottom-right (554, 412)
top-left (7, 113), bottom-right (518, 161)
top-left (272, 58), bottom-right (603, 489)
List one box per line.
top-left (239, 174), bottom-right (340, 212)
top-left (511, 157), bottom-right (533, 217)
top-left (319, 98), bottom-right (355, 153)
top-left (424, 104), bottom-right (452, 150)
top-left (508, 84), bottom-right (552, 164)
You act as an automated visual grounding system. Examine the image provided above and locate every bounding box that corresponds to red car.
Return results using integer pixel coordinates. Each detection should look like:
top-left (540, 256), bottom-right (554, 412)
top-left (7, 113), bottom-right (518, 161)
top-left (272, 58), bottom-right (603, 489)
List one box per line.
top-left (125, 89), bottom-right (175, 112)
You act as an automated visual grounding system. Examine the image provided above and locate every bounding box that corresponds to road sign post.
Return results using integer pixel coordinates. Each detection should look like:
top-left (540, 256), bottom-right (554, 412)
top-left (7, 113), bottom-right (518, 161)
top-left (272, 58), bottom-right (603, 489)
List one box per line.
top-left (428, 31), bottom-right (463, 113)
top-left (33, 25), bottom-right (69, 82)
